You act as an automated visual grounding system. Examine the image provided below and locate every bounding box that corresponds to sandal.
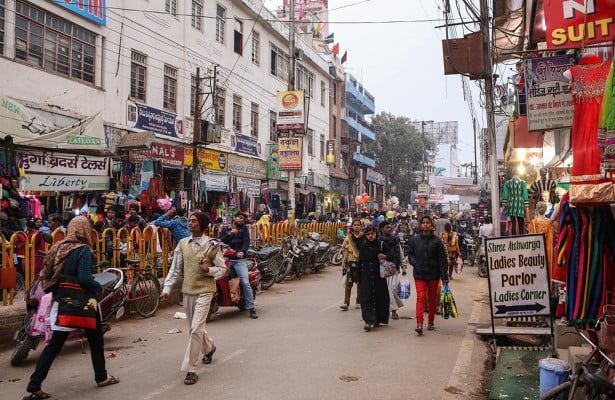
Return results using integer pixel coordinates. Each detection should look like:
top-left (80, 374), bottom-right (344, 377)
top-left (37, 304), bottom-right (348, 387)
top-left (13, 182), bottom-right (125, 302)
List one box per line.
top-left (23, 392), bottom-right (51, 400)
top-left (97, 376), bottom-right (120, 387)
top-left (184, 372), bottom-right (199, 385)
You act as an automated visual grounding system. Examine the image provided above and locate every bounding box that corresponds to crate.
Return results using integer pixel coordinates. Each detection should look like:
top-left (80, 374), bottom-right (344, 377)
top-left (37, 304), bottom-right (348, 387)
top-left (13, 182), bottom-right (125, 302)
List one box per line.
top-left (599, 305), bottom-right (615, 352)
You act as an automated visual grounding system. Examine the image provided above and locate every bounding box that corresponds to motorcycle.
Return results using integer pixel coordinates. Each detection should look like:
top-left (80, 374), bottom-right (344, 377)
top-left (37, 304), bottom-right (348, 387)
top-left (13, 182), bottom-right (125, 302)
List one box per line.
top-left (459, 232), bottom-right (476, 266)
top-left (207, 247), bottom-right (261, 321)
top-left (11, 262), bottom-right (124, 366)
top-left (246, 244), bottom-right (282, 290)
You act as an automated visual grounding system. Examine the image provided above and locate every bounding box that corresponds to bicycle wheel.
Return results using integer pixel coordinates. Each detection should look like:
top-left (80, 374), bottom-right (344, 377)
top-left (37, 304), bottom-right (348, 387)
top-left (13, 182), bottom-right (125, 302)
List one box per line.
top-left (539, 380), bottom-right (572, 399)
top-left (129, 273), bottom-right (161, 318)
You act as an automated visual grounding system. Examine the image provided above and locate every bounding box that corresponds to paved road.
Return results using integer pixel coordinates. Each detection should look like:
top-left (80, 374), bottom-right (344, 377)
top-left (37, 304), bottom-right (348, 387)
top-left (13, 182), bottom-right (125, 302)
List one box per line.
top-left (1, 263), bottom-right (491, 400)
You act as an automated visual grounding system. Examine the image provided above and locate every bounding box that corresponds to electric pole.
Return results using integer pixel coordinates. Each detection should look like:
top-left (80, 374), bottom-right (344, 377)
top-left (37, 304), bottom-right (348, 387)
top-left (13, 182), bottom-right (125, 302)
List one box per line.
top-left (480, 0), bottom-right (500, 236)
top-left (287, 0), bottom-right (297, 224)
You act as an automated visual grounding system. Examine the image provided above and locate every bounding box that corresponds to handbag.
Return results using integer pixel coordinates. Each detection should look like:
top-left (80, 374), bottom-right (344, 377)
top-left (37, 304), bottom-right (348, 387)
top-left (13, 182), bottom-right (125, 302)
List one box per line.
top-left (379, 241), bottom-right (397, 278)
top-left (56, 273), bottom-right (99, 329)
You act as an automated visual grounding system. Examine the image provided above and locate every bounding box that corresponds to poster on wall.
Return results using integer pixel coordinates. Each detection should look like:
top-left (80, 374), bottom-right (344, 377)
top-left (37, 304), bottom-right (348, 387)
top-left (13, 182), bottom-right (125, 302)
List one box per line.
top-left (484, 234), bottom-right (550, 318)
top-left (276, 91), bottom-right (305, 133)
top-left (524, 55), bottom-right (576, 132)
top-left (127, 101), bottom-right (183, 140)
top-left (278, 137), bottom-right (303, 170)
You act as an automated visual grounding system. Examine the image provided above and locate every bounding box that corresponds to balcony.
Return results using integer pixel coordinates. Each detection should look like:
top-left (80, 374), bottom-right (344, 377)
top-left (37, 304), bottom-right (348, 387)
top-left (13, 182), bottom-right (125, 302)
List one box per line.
top-left (352, 152), bottom-right (376, 168)
top-left (346, 117), bottom-right (375, 142)
top-left (346, 80), bottom-right (376, 115)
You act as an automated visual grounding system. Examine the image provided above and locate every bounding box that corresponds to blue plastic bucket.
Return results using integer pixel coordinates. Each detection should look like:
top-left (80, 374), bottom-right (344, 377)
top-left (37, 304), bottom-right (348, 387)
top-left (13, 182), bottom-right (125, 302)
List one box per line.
top-left (539, 358), bottom-right (571, 398)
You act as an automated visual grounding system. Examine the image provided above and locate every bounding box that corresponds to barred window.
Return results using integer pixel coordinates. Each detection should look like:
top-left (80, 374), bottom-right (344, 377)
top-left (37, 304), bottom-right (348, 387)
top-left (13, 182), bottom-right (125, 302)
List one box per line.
top-left (270, 44), bottom-right (289, 80)
top-left (191, 0), bottom-right (202, 30)
top-left (269, 110), bottom-right (277, 142)
top-left (250, 102), bottom-right (259, 137)
top-left (0, 0), bottom-right (6, 55)
top-left (130, 50), bottom-right (147, 100)
top-left (163, 64), bottom-right (177, 112)
top-left (165, 0), bottom-right (177, 16)
top-left (216, 5), bottom-right (225, 44)
top-left (251, 31), bottom-right (260, 65)
top-left (232, 94), bottom-right (242, 132)
top-left (216, 88), bottom-right (225, 127)
top-left (15, 1), bottom-right (95, 84)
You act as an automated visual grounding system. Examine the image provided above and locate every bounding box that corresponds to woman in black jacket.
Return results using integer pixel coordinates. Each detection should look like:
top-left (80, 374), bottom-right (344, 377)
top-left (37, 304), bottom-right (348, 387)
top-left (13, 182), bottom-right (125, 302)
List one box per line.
top-left (407, 215), bottom-right (449, 335)
top-left (357, 225), bottom-right (393, 331)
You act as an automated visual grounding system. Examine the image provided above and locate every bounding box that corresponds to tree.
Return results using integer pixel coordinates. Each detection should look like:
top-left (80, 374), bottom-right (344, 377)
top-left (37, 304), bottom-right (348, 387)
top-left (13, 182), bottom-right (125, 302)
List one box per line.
top-left (366, 112), bottom-right (436, 205)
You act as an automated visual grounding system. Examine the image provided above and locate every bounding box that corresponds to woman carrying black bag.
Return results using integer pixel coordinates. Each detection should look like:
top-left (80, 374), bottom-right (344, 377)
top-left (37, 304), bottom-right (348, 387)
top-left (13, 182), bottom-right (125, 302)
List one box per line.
top-left (23, 216), bottom-right (119, 400)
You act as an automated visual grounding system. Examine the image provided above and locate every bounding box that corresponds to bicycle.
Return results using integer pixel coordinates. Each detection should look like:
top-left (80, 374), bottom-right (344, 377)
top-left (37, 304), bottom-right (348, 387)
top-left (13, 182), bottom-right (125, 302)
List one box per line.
top-left (539, 324), bottom-right (615, 399)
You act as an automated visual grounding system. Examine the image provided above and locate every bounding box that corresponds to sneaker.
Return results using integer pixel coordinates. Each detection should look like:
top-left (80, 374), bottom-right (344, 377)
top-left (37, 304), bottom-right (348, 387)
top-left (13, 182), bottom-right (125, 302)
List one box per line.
top-left (427, 322), bottom-right (435, 330)
top-left (340, 304), bottom-right (349, 311)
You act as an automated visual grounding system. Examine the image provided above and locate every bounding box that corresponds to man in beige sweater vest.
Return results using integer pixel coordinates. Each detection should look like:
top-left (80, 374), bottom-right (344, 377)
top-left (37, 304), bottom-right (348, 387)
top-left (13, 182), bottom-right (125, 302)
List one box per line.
top-left (161, 212), bottom-right (226, 385)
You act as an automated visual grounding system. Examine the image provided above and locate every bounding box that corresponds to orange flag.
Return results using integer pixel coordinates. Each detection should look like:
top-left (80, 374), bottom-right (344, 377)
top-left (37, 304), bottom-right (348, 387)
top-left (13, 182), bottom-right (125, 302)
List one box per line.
top-left (332, 43), bottom-right (339, 56)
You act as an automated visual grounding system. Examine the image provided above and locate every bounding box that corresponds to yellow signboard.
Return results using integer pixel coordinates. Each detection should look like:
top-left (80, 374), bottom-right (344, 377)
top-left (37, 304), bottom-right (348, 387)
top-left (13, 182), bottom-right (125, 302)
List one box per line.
top-left (184, 147), bottom-right (228, 171)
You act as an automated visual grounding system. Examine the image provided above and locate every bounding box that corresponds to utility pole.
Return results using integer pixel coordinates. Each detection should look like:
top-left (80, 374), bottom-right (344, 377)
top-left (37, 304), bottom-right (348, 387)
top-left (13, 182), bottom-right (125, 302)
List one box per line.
top-left (287, 0), bottom-right (297, 224)
top-left (480, 0), bottom-right (500, 236)
top-left (192, 67), bottom-right (201, 211)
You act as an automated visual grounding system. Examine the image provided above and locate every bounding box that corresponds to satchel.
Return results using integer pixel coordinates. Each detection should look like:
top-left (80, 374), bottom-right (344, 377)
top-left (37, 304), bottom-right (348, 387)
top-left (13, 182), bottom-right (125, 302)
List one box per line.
top-left (379, 241), bottom-right (397, 278)
top-left (56, 273), bottom-right (98, 329)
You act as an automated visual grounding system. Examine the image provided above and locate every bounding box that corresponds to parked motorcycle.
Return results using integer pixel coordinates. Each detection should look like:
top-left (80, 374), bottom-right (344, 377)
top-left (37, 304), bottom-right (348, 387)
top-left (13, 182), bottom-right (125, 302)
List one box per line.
top-left (459, 232), bottom-right (476, 266)
top-left (246, 244), bottom-right (282, 290)
top-left (207, 247), bottom-right (261, 321)
top-left (11, 262), bottom-right (124, 366)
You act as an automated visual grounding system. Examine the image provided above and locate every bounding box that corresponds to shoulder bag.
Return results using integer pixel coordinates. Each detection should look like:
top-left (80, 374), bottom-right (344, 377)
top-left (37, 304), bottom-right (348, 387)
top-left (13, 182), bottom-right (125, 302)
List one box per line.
top-left (379, 241), bottom-right (397, 278)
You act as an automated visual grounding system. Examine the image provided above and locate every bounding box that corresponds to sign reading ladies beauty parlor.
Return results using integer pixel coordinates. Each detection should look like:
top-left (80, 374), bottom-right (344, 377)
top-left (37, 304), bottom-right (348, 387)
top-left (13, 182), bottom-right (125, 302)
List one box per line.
top-left (484, 234), bottom-right (550, 318)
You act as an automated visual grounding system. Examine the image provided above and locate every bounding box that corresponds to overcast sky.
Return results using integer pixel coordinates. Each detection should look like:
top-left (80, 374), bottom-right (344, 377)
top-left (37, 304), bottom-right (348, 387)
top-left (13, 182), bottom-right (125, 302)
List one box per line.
top-left (263, 0), bottom-right (483, 167)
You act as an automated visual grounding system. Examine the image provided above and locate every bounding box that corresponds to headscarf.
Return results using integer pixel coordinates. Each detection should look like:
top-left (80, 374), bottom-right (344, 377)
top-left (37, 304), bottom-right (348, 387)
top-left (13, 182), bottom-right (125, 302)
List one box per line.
top-left (40, 216), bottom-right (94, 291)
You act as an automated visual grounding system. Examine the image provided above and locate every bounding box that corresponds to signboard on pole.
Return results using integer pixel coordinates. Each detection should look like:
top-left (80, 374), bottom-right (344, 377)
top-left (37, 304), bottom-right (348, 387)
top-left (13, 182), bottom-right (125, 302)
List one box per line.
top-left (276, 91), bottom-right (305, 133)
top-left (485, 234), bottom-right (550, 318)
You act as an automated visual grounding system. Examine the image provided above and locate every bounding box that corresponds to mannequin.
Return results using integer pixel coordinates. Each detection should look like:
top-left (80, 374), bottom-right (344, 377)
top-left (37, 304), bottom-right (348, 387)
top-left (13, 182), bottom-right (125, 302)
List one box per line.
top-left (501, 167), bottom-right (529, 235)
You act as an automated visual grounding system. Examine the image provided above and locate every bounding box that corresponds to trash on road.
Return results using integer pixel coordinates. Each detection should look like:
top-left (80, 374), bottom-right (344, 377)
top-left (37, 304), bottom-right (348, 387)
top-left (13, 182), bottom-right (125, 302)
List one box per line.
top-left (167, 328), bottom-right (182, 334)
top-left (174, 312), bottom-right (187, 319)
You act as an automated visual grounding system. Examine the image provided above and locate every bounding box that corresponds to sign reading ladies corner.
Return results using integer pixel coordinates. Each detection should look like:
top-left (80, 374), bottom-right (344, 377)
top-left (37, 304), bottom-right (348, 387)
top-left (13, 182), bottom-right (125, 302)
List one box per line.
top-left (485, 234), bottom-right (550, 318)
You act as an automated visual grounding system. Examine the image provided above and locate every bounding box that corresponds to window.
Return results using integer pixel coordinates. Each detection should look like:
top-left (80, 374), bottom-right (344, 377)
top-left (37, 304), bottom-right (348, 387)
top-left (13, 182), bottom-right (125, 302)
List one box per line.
top-left (130, 50), bottom-right (147, 100)
top-left (14, 2), bottom-right (96, 84)
top-left (234, 19), bottom-right (243, 55)
top-left (270, 44), bottom-right (289, 80)
top-left (320, 80), bottom-right (325, 107)
top-left (296, 65), bottom-right (313, 97)
top-left (163, 64), bottom-right (177, 112)
top-left (307, 128), bottom-right (314, 156)
top-left (269, 110), bottom-right (277, 142)
top-left (232, 94), bottom-right (242, 132)
top-left (332, 116), bottom-right (337, 138)
top-left (0, 0), bottom-right (5, 55)
top-left (320, 134), bottom-right (325, 161)
top-left (216, 88), bottom-right (225, 127)
top-left (215, 5), bottom-right (225, 44)
top-left (191, 0), bottom-right (202, 30)
top-left (190, 74), bottom-right (196, 116)
top-left (165, 0), bottom-right (177, 16)
top-left (251, 31), bottom-right (260, 65)
top-left (332, 83), bottom-right (337, 105)
top-left (250, 102), bottom-right (259, 137)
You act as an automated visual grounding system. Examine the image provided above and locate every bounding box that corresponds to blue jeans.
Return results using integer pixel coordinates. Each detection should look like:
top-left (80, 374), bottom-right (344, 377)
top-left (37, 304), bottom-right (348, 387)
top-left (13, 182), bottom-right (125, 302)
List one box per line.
top-left (230, 259), bottom-right (254, 310)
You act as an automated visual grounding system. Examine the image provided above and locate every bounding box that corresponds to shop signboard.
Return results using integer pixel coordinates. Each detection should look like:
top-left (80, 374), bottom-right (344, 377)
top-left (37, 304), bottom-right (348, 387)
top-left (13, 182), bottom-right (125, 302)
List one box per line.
top-left (366, 168), bottom-right (386, 186)
top-left (233, 134), bottom-right (259, 157)
top-left (524, 55), bottom-right (576, 131)
top-left (268, 145), bottom-right (281, 179)
top-left (228, 153), bottom-right (267, 179)
top-left (127, 101), bottom-right (183, 140)
top-left (202, 172), bottom-right (229, 192)
top-left (276, 91), bottom-right (305, 133)
top-left (130, 142), bottom-right (184, 168)
top-left (236, 177), bottom-right (261, 196)
top-left (278, 137), bottom-right (303, 170)
top-left (20, 151), bottom-right (109, 176)
top-left (50, 0), bottom-right (106, 26)
top-left (184, 147), bottom-right (228, 171)
top-left (22, 174), bottom-right (110, 192)
top-left (543, 1), bottom-right (615, 49)
top-left (326, 140), bottom-right (335, 165)
top-left (485, 234), bottom-right (550, 318)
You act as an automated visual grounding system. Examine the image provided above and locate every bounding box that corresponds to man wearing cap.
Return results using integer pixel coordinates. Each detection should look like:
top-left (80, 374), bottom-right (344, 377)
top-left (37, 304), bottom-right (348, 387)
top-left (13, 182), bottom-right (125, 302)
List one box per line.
top-left (161, 212), bottom-right (226, 385)
top-left (220, 212), bottom-right (257, 319)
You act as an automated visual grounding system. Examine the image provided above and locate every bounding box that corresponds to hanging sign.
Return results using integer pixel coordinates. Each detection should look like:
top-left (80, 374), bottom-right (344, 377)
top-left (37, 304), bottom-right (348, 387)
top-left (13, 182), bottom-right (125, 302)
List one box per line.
top-left (127, 101), bottom-right (183, 140)
top-left (130, 142), bottom-right (184, 168)
top-left (485, 234), bottom-right (550, 318)
top-left (278, 137), bottom-right (303, 170)
top-left (21, 174), bottom-right (110, 192)
top-left (544, 1), bottom-right (615, 49)
top-left (524, 55), bottom-right (576, 131)
top-left (20, 151), bottom-right (109, 176)
top-left (276, 91), bottom-right (305, 133)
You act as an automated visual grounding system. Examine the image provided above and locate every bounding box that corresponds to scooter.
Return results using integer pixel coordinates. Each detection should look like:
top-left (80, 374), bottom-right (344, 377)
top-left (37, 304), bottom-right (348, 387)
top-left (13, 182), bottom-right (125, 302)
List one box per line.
top-left (11, 262), bottom-right (124, 366)
top-left (207, 247), bottom-right (261, 321)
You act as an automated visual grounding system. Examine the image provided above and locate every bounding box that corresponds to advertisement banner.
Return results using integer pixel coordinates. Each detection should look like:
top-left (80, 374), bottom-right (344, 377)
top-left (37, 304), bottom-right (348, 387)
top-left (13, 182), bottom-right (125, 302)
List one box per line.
top-left (278, 137), bottom-right (303, 170)
top-left (20, 151), bottom-right (109, 176)
top-left (233, 134), bottom-right (259, 157)
top-left (202, 172), bottom-right (229, 192)
top-left (544, 1), bottom-right (615, 49)
top-left (236, 177), bottom-right (261, 196)
top-left (130, 142), bottom-right (184, 168)
top-left (366, 168), bottom-right (386, 186)
top-left (276, 91), bottom-right (305, 133)
top-left (127, 101), bottom-right (183, 140)
top-left (485, 234), bottom-right (550, 318)
top-left (524, 55), bottom-right (576, 131)
top-left (184, 147), bottom-right (228, 171)
top-left (228, 153), bottom-right (267, 179)
top-left (22, 174), bottom-right (110, 192)
top-left (326, 140), bottom-right (335, 165)
top-left (268, 145), bottom-right (281, 179)
top-left (49, 0), bottom-right (106, 26)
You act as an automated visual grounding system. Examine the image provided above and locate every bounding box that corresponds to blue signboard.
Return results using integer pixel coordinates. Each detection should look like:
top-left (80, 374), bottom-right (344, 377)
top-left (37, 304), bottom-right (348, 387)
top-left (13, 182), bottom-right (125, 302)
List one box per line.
top-left (51, 0), bottom-right (106, 26)
top-left (234, 134), bottom-right (259, 157)
top-left (126, 101), bottom-right (183, 140)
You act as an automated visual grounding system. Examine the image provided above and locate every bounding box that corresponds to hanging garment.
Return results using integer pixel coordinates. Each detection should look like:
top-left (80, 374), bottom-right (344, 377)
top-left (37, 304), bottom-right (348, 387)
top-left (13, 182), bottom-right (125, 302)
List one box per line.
top-left (569, 54), bottom-right (612, 176)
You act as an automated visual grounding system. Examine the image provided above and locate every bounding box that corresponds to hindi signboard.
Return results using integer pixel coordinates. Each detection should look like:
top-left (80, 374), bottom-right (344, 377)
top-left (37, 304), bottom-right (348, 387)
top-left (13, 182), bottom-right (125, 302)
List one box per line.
top-left (485, 234), bottom-right (550, 318)
top-left (524, 55), bottom-right (576, 131)
top-left (276, 91), bottom-right (305, 133)
top-left (278, 137), bottom-right (303, 170)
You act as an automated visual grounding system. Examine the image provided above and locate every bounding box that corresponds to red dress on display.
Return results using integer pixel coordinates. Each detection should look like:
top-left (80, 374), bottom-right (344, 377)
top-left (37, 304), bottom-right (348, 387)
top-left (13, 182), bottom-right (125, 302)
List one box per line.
top-left (569, 55), bottom-right (611, 176)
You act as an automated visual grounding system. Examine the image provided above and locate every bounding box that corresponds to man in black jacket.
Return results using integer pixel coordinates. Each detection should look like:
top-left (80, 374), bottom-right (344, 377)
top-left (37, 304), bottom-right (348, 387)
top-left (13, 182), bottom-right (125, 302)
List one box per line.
top-left (407, 215), bottom-right (448, 335)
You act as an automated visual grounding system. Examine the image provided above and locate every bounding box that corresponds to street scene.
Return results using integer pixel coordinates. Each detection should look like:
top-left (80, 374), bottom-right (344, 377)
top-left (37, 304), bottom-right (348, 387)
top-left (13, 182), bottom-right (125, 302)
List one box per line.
top-left (1, 1), bottom-right (615, 400)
